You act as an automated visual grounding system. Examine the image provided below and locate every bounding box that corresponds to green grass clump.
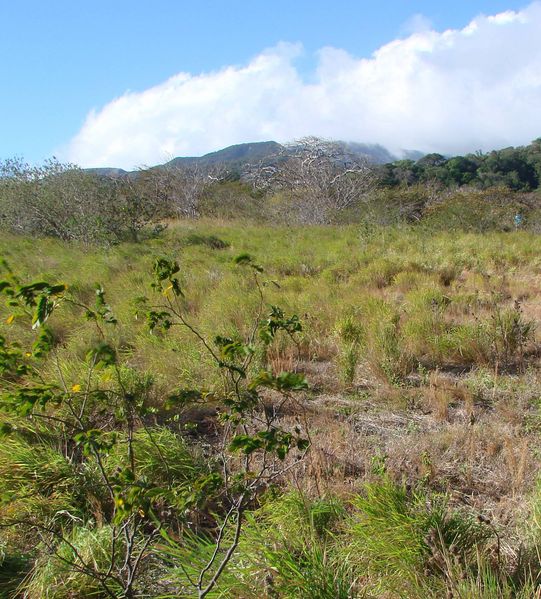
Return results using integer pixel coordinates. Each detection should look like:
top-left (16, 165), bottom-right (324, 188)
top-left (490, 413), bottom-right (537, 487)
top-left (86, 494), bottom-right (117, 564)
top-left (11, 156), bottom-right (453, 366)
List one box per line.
top-left (356, 298), bottom-right (414, 384)
top-left (342, 479), bottom-right (493, 598)
top-left (0, 434), bottom-right (103, 535)
top-left (221, 492), bottom-right (354, 599)
top-left (104, 427), bottom-right (208, 497)
top-left (21, 525), bottom-right (123, 599)
top-left (335, 314), bottom-right (364, 386)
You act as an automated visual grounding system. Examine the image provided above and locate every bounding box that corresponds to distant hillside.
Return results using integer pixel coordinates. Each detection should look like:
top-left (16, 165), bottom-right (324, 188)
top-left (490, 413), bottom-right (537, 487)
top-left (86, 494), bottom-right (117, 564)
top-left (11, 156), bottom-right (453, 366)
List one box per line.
top-left (85, 140), bottom-right (412, 177)
top-left (85, 167), bottom-right (128, 177)
top-left (164, 140), bottom-right (406, 170)
top-left (164, 141), bottom-right (283, 169)
top-left (343, 142), bottom-right (396, 164)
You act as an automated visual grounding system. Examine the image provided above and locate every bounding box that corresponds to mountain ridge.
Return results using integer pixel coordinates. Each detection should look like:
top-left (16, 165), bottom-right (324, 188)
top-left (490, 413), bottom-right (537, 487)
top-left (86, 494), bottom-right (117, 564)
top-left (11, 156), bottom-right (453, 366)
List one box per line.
top-left (87, 140), bottom-right (422, 177)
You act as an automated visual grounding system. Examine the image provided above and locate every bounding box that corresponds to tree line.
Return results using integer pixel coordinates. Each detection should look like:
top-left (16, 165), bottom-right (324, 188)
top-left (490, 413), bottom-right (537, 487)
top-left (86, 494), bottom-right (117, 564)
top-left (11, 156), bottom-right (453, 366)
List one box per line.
top-left (1, 137), bottom-right (541, 244)
top-left (379, 138), bottom-right (541, 192)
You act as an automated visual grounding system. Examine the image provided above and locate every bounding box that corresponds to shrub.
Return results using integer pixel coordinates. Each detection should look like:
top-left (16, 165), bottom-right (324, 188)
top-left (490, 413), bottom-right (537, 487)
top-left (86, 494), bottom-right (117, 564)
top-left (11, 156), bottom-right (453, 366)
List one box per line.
top-left (182, 233), bottom-right (230, 250)
top-left (0, 158), bottom-right (169, 245)
top-left (422, 188), bottom-right (525, 233)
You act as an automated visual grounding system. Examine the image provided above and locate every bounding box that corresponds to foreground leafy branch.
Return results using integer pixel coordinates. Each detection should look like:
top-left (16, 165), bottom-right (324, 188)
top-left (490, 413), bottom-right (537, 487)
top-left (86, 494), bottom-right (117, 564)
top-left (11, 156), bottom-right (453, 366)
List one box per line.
top-left (0, 254), bottom-right (308, 597)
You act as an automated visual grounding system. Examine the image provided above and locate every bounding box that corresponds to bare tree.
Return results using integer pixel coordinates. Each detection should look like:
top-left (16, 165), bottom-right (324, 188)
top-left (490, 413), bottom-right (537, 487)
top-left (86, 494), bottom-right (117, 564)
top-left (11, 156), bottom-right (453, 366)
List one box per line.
top-left (245, 136), bottom-right (377, 224)
top-left (140, 162), bottom-right (228, 219)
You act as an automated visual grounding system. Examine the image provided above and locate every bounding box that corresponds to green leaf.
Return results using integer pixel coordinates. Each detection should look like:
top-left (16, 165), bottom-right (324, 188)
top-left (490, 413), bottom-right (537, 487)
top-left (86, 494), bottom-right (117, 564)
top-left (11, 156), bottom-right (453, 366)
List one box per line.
top-left (32, 295), bottom-right (54, 329)
top-left (153, 257), bottom-right (180, 281)
top-left (233, 253), bottom-right (264, 272)
top-left (32, 326), bottom-right (55, 357)
top-left (297, 438), bottom-right (310, 451)
top-left (74, 429), bottom-right (117, 455)
top-left (146, 310), bottom-right (173, 332)
top-left (249, 370), bottom-right (308, 392)
top-left (1, 384), bottom-right (59, 416)
top-left (229, 434), bottom-right (264, 455)
top-left (94, 285), bottom-right (117, 324)
top-left (259, 306), bottom-right (302, 344)
top-left (86, 342), bottom-right (116, 367)
top-left (214, 336), bottom-right (253, 361)
top-left (16, 281), bottom-right (66, 307)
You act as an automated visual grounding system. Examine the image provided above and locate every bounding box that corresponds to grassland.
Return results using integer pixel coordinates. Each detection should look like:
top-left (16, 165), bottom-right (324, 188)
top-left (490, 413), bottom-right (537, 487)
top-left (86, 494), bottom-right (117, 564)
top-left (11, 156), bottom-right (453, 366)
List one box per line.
top-left (2, 220), bottom-right (541, 597)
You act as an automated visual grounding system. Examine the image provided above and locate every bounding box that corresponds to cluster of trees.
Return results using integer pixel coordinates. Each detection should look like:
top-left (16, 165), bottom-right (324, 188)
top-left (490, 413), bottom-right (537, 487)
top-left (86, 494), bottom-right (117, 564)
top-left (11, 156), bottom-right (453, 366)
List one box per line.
top-left (0, 159), bottom-right (233, 244)
top-left (0, 158), bottom-right (170, 244)
top-left (379, 138), bottom-right (541, 191)
top-left (0, 138), bottom-right (377, 241)
top-left (2, 137), bottom-right (541, 244)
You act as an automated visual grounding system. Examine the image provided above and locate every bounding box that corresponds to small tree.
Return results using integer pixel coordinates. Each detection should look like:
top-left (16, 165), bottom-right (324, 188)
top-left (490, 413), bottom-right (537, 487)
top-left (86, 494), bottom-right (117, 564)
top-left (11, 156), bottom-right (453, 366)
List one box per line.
top-left (0, 254), bottom-right (308, 597)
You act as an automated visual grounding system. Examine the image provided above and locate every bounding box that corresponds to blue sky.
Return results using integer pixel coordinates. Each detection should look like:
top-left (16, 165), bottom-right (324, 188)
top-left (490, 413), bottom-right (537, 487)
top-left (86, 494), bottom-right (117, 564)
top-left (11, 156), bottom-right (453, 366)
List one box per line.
top-left (0, 1), bottom-right (537, 166)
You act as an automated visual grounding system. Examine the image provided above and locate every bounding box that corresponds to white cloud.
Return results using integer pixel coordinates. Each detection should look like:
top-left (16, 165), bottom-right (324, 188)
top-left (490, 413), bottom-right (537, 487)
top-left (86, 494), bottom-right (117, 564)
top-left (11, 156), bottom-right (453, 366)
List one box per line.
top-left (67, 3), bottom-right (541, 168)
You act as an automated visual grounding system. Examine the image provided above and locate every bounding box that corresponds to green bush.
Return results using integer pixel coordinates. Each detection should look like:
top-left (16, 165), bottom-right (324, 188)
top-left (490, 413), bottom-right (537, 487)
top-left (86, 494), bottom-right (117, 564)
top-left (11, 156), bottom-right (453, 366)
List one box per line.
top-left (422, 188), bottom-right (525, 233)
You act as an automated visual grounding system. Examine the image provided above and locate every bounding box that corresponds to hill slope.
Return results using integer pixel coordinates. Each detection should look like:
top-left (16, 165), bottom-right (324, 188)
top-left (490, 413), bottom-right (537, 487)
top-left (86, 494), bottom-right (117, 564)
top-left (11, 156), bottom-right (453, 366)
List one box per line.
top-left (86, 140), bottom-right (409, 176)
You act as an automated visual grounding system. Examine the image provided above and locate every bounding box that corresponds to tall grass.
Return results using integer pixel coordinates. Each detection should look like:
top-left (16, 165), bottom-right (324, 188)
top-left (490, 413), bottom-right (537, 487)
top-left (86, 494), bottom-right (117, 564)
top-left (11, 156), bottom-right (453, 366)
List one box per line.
top-left (184, 492), bottom-right (355, 599)
top-left (2, 221), bottom-right (541, 596)
top-left (21, 525), bottom-right (124, 599)
top-left (0, 433), bottom-right (103, 533)
top-left (342, 478), bottom-right (491, 597)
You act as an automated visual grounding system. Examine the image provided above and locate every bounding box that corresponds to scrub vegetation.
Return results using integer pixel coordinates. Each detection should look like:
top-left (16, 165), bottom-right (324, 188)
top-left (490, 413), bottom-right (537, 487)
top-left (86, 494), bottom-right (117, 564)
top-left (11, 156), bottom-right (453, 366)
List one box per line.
top-left (2, 140), bottom-right (541, 597)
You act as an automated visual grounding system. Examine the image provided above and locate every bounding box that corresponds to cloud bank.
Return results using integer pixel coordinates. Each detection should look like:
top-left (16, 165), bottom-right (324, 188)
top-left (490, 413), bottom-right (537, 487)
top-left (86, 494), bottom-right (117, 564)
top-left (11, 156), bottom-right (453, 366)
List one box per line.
top-left (68, 2), bottom-right (541, 169)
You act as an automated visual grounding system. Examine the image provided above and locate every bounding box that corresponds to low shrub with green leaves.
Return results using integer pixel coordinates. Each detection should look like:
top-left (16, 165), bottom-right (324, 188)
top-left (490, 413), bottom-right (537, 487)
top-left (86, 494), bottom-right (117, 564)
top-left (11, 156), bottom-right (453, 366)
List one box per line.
top-left (0, 251), bottom-right (309, 598)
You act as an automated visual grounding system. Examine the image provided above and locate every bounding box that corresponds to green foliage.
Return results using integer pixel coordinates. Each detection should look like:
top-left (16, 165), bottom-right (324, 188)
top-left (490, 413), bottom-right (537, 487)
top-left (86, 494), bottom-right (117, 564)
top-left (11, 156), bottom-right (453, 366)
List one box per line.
top-left (233, 252), bottom-right (263, 272)
top-left (0, 250), bottom-right (307, 597)
top-left (249, 369), bottom-right (308, 392)
top-left (0, 335), bottom-right (29, 378)
top-left (260, 305), bottom-right (302, 344)
top-left (379, 138), bottom-right (541, 192)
